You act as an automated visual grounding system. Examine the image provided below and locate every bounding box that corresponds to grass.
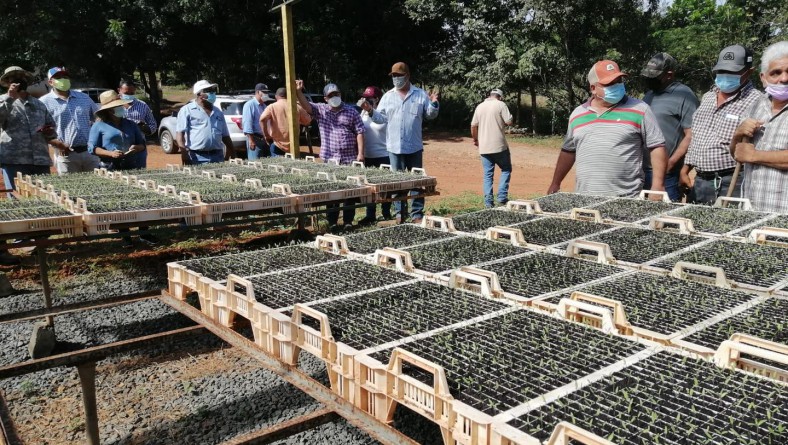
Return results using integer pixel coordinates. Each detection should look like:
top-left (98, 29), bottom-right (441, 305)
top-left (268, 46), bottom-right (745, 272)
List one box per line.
top-left (508, 135), bottom-right (563, 149)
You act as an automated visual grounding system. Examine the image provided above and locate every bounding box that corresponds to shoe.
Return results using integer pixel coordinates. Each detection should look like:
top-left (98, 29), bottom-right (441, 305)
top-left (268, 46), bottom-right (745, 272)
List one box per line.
top-left (328, 224), bottom-right (342, 234)
top-left (343, 223), bottom-right (355, 231)
top-left (0, 251), bottom-right (21, 266)
top-left (378, 214), bottom-right (393, 221)
top-left (395, 215), bottom-right (404, 224)
top-left (497, 200), bottom-right (509, 207)
top-left (411, 217), bottom-right (423, 225)
top-left (358, 217), bottom-right (377, 226)
top-left (139, 234), bottom-right (159, 246)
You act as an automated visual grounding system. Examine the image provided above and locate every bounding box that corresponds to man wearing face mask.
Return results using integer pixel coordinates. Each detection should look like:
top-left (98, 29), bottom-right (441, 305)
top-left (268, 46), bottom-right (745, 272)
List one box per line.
top-left (40, 67), bottom-right (101, 174)
top-left (242, 83), bottom-right (270, 160)
top-left (175, 80), bottom-right (233, 165)
top-left (0, 66), bottom-right (62, 191)
top-left (367, 62), bottom-right (439, 224)
top-left (641, 53), bottom-right (699, 201)
top-left (682, 45), bottom-right (760, 204)
top-left (118, 79), bottom-right (157, 137)
top-left (295, 80), bottom-right (365, 231)
top-left (729, 41), bottom-right (788, 213)
top-left (357, 86), bottom-right (393, 225)
top-left (548, 60), bottom-right (667, 198)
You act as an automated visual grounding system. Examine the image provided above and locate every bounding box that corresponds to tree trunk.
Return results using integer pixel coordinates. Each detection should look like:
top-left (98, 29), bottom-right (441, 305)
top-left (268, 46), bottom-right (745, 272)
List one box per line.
top-left (529, 83), bottom-right (538, 136)
top-left (516, 87), bottom-right (522, 128)
top-left (141, 70), bottom-right (162, 121)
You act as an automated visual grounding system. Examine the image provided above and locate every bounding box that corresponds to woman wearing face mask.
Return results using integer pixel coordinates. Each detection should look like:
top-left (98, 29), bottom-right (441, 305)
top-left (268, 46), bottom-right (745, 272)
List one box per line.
top-left (88, 90), bottom-right (147, 171)
top-left (357, 86), bottom-right (393, 224)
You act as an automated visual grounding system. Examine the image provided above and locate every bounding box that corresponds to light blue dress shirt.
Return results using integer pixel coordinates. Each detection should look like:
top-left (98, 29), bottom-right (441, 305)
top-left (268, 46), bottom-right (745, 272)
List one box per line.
top-left (374, 85), bottom-right (439, 154)
top-left (40, 90), bottom-right (99, 147)
top-left (176, 101), bottom-right (230, 151)
top-left (241, 97), bottom-right (266, 135)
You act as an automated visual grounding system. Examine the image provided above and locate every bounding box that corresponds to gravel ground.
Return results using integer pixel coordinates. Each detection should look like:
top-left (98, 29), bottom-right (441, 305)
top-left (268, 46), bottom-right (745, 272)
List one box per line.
top-left (0, 268), bottom-right (165, 316)
top-left (0, 298), bottom-right (194, 367)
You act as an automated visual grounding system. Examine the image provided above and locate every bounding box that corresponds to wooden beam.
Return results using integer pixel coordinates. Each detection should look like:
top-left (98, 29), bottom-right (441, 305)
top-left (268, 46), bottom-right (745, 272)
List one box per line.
top-left (219, 408), bottom-right (338, 445)
top-left (281, 4), bottom-right (301, 158)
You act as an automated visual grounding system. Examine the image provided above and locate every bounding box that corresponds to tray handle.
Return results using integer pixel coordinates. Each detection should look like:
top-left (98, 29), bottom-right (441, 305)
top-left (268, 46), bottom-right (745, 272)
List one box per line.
top-left (292, 304), bottom-right (333, 339)
top-left (421, 215), bottom-right (456, 232)
top-left (648, 216), bottom-right (696, 234)
top-left (373, 248), bottom-right (414, 273)
top-left (485, 226), bottom-right (526, 247)
top-left (638, 189), bottom-right (670, 202)
top-left (565, 240), bottom-right (615, 264)
top-left (714, 333), bottom-right (788, 370)
top-left (506, 200), bottom-right (542, 214)
top-left (714, 196), bottom-right (753, 210)
top-left (448, 266), bottom-right (503, 298)
top-left (556, 298), bottom-right (618, 334)
top-left (570, 208), bottom-right (603, 223)
top-left (314, 234), bottom-right (348, 255)
top-left (671, 261), bottom-right (731, 288)
top-left (546, 422), bottom-right (616, 445)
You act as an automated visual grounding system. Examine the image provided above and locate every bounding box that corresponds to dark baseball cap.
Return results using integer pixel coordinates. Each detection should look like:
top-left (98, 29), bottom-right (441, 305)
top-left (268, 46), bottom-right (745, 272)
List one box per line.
top-left (641, 53), bottom-right (677, 78)
top-left (713, 45), bottom-right (753, 73)
top-left (255, 82), bottom-right (268, 92)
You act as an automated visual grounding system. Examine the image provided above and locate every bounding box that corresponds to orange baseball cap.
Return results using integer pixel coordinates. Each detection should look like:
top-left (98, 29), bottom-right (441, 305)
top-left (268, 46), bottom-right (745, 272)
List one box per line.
top-left (587, 60), bottom-right (628, 85)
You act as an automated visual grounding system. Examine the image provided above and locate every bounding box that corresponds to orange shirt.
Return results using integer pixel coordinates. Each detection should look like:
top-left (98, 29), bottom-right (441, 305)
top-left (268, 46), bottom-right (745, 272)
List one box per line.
top-left (260, 98), bottom-right (312, 150)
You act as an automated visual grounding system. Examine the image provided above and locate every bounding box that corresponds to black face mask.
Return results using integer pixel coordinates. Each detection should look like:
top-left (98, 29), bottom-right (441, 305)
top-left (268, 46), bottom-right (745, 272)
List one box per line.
top-left (644, 78), bottom-right (663, 92)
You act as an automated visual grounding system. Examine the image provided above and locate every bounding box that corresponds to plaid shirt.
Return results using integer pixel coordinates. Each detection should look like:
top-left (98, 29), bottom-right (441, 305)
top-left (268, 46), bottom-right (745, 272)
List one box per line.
top-left (685, 82), bottom-right (760, 172)
top-left (0, 94), bottom-right (55, 166)
top-left (310, 102), bottom-right (365, 165)
top-left (40, 89), bottom-right (98, 148)
top-left (741, 92), bottom-right (788, 213)
top-left (125, 99), bottom-right (157, 134)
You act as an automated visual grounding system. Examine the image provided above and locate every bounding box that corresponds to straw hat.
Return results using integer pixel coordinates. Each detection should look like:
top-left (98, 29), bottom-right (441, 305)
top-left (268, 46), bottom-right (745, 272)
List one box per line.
top-left (0, 66), bottom-right (34, 88)
top-left (97, 90), bottom-right (131, 112)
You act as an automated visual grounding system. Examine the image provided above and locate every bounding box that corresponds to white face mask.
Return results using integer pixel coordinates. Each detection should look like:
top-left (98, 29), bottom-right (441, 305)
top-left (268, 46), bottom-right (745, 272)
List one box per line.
top-left (327, 96), bottom-right (342, 108)
top-left (392, 76), bottom-right (407, 90)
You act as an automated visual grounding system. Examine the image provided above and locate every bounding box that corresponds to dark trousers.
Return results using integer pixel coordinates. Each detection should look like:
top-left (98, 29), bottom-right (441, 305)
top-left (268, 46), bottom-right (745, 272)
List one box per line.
top-left (364, 156), bottom-right (392, 220)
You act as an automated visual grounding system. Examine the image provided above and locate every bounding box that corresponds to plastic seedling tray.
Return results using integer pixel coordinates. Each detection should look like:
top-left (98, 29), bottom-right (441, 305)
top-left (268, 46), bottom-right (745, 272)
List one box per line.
top-left (669, 204), bottom-right (771, 236)
top-left (235, 259), bottom-right (413, 311)
top-left (481, 252), bottom-right (623, 300)
top-left (577, 226), bottom-right (706, 265)
top-left (0, 200), bottom-right (82, 237)
top-left (537, 272), bottom-right (757, 342)
top-left (585, 198), bottom-right (681, 223)
top-left (403, 237), bottom-right (528, 274)
top-left (451, 209), bottom-right (540, 233)
top-left (504, 350), bottom-right (788, 445)
top-left (369, 310), bottom-right (645, 417)
top-left (678, 297), bottom-right (788, 355)
top-left (653, 239), bottom-right (788, 291)
top-left (344, 224), bottom-right (457, 255)
top-left (510, 217), bottom-right (614, 247)
top-left (305, 281), bottom-right (511, 352)
top-left (534, 193), bottom-right (612, 214)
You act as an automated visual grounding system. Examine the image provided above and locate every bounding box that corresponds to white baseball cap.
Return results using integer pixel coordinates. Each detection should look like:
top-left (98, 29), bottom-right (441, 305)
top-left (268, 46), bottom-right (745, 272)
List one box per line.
top-left (193, 80), bottom-right (218, 94)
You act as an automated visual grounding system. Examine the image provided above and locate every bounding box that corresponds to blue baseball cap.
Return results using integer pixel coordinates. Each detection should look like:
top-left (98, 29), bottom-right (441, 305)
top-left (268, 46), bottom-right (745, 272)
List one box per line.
top-left (323, 83), bottom-right (340, 96)
top-left (47, 67), bottom-right (69, 80)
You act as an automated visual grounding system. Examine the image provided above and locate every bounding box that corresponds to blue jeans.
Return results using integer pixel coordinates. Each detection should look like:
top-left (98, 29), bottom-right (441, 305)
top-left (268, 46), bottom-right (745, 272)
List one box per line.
top-left (2, 164), bottom-right (50, 192)
top-left (364, 156), bottom-right (392, 220)
top-left (246, 135), bottom-right (269, 160)
top-left (691, 172), bottom-right (741, 205)
top-left (270, 142), bottom-right (287, 157)
top-left (389, 151), bottom-right (424, 220)
top-left (644, 169), bottom-right (681, 202)
top-left (186, 150), bottom-right (224, 165)
top-left (480, 150), bottom-right (512, 208)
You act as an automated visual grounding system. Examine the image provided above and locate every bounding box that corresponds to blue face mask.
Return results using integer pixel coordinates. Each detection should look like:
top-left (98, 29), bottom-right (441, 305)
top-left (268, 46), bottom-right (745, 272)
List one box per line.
top-left (113, 107), bottom-right (126, 118)
top-left (205, 92), bottom-right (217, 104)
top-left (119, 94), bottom-right (135, 101)
top-left (715, 74), bottom-right (742, 93)
top-left (600, 83), bottom-right (626, 103)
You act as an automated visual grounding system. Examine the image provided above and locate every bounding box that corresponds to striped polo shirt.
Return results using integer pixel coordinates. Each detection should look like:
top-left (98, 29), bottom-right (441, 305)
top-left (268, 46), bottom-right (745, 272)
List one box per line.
top-left (563, 96), bottom-right (665, 197)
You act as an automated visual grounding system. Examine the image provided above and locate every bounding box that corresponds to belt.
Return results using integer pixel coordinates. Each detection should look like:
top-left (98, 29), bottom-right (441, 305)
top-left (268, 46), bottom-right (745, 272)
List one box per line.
top-left (695, 168), bottom-right (735, 180)
top-left (70, 145), bottom-right (88, 153)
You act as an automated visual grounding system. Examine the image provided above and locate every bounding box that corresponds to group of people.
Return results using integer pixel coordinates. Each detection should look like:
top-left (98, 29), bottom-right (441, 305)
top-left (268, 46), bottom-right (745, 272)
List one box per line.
top-left (0, 66), bottom-right (157, 187)
top-left (543, 41), bottom-right (788, 213)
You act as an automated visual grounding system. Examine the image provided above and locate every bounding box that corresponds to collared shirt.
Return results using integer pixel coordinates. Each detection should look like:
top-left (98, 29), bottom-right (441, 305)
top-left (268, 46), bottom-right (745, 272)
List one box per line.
top-left (261, 99), bottom-right (312, 151)
top-left (0, 94), bottom-right (55, 166)
top-left (375, 85), bottom-right (439, 155)
top-left (40, 89), bottom-right (98, 148)
top-left (563, 96), bottom-right (665, 197)
top-left (125, 99), bottom-right (157, 135)
top-left (175, 101), bottom-right (230, 151)
top-left (309, 102), bottom-right (365, 165)
top-left (360, 110), bottom-right (388, 158)
top-left (471, 98), bottom-right (513, 154)
top-left (685, 82), bottom-right (760, 172)
top-left (643, 81), bottom-right (699, 172)
top-left (740, 92), bottom-right (788, 213)
top-left (88, 118), bottom-right (147, 170)
top-left (242, 97), bottom-right (266, 135)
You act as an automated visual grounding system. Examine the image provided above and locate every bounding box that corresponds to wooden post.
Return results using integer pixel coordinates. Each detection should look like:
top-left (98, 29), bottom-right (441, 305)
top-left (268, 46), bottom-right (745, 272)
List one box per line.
top-left (281, 4), bottom-right (301, 158)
